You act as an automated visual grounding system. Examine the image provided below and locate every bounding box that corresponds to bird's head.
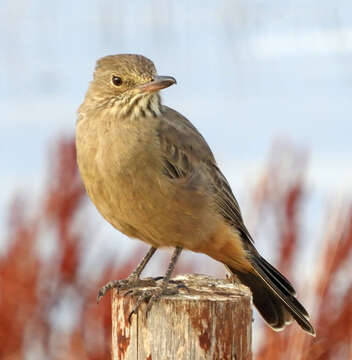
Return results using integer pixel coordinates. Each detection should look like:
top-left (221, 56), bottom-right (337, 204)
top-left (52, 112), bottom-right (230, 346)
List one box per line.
top-left (84, 54), bottom-right (176, 118)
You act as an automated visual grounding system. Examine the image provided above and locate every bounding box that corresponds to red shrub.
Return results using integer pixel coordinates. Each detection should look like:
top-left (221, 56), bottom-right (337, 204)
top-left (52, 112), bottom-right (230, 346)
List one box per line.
top-left (1, 137), bottom-right (351, 359)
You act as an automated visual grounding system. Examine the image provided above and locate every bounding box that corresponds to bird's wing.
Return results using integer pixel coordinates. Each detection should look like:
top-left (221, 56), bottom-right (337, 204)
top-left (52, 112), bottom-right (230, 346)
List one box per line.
top-left (158, 106), bottom-right (254, 245)
top-left (158, 106), bottom-right (215, 178)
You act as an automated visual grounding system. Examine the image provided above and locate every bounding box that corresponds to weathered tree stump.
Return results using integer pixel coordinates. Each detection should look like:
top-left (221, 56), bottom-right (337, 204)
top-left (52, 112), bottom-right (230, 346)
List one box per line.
top-left (111, 274), bottom-right (252, 360)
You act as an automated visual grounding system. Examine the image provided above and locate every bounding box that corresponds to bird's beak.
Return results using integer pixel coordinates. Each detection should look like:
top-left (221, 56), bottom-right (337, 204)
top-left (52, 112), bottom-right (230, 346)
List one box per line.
top-left (137, 75), bottom-right (177, 93)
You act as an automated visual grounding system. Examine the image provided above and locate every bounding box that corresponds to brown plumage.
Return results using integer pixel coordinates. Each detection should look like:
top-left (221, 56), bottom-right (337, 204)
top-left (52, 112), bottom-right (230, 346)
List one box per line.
top-left (76, 54), bottom-right (315, 335)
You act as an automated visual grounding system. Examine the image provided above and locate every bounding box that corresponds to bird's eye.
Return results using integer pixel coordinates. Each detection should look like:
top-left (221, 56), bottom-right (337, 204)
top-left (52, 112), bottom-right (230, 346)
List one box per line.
top-left (111, 75), bottom-right (122, 86)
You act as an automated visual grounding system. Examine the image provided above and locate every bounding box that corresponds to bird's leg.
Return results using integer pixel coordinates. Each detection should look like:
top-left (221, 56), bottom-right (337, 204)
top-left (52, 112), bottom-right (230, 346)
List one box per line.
top-left (129, 246), bottom-right (183, 319)
top-left (128, 246), bottom-right (157, 279)
top-left (97, 246), bottom-right (157, 303)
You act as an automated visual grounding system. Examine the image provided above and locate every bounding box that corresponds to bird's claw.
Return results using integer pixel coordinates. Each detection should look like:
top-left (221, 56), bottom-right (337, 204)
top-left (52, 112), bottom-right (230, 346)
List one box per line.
top-left (97, 275), bottom-right (189, 323)
top-left (97, 276), bottom-right (159, 303)
top-left (127, 285), bottom-right (180, 322)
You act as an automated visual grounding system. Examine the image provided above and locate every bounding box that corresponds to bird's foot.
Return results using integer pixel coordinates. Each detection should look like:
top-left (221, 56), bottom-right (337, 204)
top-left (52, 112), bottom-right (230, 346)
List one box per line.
top-left (127, 282), bottom-right (181, 322)
top-left (97, 275), bottom-right (159, 303)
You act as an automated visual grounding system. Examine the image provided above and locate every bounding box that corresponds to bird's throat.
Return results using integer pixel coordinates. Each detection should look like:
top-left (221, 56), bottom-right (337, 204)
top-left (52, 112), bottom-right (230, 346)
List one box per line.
top-left (119, 93), bottom-right (162, 119)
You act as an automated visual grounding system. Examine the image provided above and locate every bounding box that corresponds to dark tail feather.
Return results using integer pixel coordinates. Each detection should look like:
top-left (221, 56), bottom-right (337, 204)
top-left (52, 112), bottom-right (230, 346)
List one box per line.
top-left (227, 255), bottom-right (315, 336)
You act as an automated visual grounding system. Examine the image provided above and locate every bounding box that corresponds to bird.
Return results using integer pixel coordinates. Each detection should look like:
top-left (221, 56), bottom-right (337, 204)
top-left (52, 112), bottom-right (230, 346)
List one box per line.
top-left (76, 54), bottom-right (315, 336)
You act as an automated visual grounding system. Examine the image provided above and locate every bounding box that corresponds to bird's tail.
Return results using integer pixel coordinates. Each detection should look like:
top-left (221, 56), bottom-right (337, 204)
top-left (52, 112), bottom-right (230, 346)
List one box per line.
top-left (226, 253), bottom-right (316, 336)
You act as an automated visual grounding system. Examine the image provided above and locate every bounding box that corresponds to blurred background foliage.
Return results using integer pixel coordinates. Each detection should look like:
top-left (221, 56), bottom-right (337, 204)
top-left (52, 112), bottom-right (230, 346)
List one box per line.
top-left (1, 1), bottom-right (352, 359)
top-left (1, 138), bottom-right (351, 359)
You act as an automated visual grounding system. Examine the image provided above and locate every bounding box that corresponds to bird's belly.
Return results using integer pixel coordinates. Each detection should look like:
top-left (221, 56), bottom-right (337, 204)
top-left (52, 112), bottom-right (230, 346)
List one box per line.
top-left (83, 157), bottom-right (216, 249)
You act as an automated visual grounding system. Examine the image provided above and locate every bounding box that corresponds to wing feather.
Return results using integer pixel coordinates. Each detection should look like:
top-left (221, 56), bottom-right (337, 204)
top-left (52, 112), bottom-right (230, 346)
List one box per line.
top-left (158, 106), bottom-right (253, 244)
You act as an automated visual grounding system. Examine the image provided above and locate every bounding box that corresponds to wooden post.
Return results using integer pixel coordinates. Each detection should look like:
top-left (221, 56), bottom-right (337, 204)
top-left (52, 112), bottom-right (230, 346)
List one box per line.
top-left (111, 274), bottom-right (252, 360)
